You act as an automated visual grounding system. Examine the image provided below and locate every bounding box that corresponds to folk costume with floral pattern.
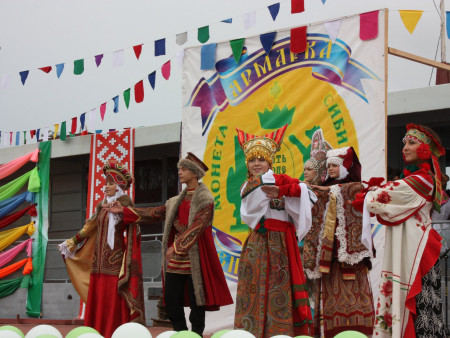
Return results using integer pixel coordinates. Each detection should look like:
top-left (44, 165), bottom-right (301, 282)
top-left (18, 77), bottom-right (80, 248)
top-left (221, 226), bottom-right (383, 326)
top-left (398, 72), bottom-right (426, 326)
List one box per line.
top-left (363, 124), bottom-right (446, 337)
top-left (234, 125), bottom-right (317, 337)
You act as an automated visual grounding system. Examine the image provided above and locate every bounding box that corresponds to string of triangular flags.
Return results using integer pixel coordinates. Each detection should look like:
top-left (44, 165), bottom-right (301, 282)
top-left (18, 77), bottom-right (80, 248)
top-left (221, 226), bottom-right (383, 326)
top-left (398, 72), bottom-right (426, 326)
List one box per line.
top-left (0, 1), bottom-right (290, 89)
top-left (0, 8), bottom-right (386, 147)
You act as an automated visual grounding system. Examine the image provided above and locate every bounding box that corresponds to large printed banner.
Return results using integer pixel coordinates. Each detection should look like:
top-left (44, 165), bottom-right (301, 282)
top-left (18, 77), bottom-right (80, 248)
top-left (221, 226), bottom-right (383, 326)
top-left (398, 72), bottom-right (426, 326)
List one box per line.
top-left (182, 11), bottom-right (386, 332)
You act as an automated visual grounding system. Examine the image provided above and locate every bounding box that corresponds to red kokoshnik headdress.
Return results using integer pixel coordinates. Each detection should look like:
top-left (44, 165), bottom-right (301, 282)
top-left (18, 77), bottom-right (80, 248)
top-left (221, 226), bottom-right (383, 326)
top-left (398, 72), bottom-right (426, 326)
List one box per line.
top-left (404, 123), bottom-right (446, 212)
top-left (103, 161), bottom-right (133, 190)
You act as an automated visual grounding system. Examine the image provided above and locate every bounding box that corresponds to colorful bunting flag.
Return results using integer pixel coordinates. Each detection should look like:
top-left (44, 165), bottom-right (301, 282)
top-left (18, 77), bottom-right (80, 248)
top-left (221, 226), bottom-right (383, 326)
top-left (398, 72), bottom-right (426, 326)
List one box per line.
top-left (71, 117), bottom-right (77, 135)
top-left (135, 80), bottom-right (144, 103)
top-left (80, 113), bottom-right (86, 130)
top-left (268, 3), bottom-right (280, 21)
top-left (123, 89), bottom-right (131, 109)
top-left (56, 63), bottom-right (64, 78)
top-left (176, 32), bottom-right (188, 46)
top-left (113, 96), bottom-right (119, 113)
top-left (113, 50), bottom-right (124, 67)
top-left (148, 72), bottom-right (156, 89)
top-left (244, 11), bottom-right (256, 30)
top-left (39, 67), bottom-right (52, 73)
top-left (36, 129), bottom-right (40, 142)
top-left (198, 26), bottom-right (210, 43)
top-left (95, 54), bottom-right (104, 67)
top-left (398, 10), bottom-right (423, 34)
top-left (324, 19), bottom-right (342, 44)
top-left (74, 59), bottom-right (84, 75)
top-left (201, 44), bottom-right (217, 70)
top-left (176, 49), bottom-right (185, 69)
top-left (100, 103), bottom-right (107, 121)
top-left (20, 71), bottom-right (29, 85)
top-left (155, 39), bottom-right (166, 56)
top-left (53, 124), bottom-right (59, 140)
top-left (260, 32), bottom-right (276, 55)
top-left (60, 122), bottom-right (66, 141)
top-left (30, 130), bottom-right (35, 139)
top-left (290, 26), bottom-right (307, 53)
top-left (321, 0), bottom-right (326, 3)
top-left (42, 127), bottom-right (49, 142)
top-left (447, 12), bottom-right (450, 39)
top-left (222, 18), bottom-right (232, 23)
top-left (87, 109), bottom-right (96, 132)
top-left (15, 132), bottom-right (20, 146)
top-left (291, 0), bottom-right (304, 13)
top-left (360, 11), bottom-right (379, 40)
top-left (230, 39), bottom-right (245, 63)
top-left (0, 74), bottom-right (11, 89)
top-left (23, 131), bottom-right (26, 144)
top-left (133, 45), bottom-right (143, 60)
top-left (9, 133), bottom-right (12, 146)
top-left (162, 61), bottom-right (171, 80)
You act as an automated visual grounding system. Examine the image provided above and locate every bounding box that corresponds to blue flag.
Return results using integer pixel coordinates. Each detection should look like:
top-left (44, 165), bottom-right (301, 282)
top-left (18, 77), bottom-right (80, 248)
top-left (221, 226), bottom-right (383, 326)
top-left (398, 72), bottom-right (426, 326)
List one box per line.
top-left (155, 39), bottom-right (166, 56)
top-left (201, 44), bottom-right (217, 70)
top-left (113, 96), bottom-right (119, 113)
top-left (56, 63), bottom-right (65, 78)
top-left (260, 32), bottom-right (277, 55)
top-left (20, 71), bottom-right (29, 85)
top-left (268, 3), bottom-right (280, 21)
top-left (148, 72), bottom-right (156, 89)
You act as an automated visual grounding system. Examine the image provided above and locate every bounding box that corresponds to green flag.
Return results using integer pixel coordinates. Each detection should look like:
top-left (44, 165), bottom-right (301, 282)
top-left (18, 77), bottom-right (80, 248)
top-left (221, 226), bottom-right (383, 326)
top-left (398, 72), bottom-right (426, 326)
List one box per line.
top-left (124, 88), bottom-right (131, 109)
top-left (198, 26), bottom-right (210, 43)
top-left (230, 39), bottom-right (245, 63)
top-left (74, 59), bottom-right (84, 75)
top-left (60, 121), bottom-right (66, 141)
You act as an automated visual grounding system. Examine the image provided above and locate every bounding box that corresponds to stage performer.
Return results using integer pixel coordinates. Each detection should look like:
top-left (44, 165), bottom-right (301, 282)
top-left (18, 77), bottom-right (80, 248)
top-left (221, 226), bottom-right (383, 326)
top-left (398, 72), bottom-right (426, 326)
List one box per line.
top-left (310, 146), bottom-right (375, 337)
top-left (107, 152), bottom-right (233, 337)
top-left (300, 129), bottom-right (332, 314)
top-left (58, 162), bottom-right (144, 338)
top-left (364, 124), bottom-right (446, 337)
top-left (234, 125), bottom-right (316, 337)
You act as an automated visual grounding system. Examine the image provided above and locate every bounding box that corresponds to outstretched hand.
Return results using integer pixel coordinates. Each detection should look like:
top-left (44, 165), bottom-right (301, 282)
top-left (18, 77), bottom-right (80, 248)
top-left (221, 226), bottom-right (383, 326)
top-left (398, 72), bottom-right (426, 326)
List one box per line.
top-left (261, 185), bottom-right (279, 198)
top-left (311, 185), bottom-right (330, 192)
top-left (102, 201), bottom-right (124, 214)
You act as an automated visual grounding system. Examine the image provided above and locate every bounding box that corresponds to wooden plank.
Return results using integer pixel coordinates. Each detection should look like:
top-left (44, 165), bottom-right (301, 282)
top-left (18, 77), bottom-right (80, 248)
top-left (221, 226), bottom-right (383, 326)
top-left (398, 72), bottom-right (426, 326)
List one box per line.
top-left (388, 47), bottom-right (450, 71)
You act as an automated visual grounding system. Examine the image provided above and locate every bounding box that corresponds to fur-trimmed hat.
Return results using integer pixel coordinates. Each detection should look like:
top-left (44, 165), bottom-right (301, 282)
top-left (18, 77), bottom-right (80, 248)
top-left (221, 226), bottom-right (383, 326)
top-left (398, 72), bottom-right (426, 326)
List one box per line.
top-left (102, 161), bottom-right (133, 190)
top-left (326, 146), bottom-right (361, 182)
top-left (177, 152), bottom-right (209, 179)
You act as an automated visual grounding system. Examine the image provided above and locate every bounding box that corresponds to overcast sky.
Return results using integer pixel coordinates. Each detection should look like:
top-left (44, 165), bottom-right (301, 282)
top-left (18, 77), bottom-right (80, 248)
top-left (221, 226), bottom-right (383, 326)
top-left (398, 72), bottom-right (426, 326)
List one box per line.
top-left (0, 0), bottom-right (449, 134)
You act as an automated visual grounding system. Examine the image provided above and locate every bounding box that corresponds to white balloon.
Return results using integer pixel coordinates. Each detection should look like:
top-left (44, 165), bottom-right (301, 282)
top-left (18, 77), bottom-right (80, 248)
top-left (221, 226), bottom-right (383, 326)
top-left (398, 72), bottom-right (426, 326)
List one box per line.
top-left (155, 331), bottom-right (177, 338)
top-left (0, 331), bottom-right (23, 338)
top-left (77, 334), bottom-right (103, 338)
top-left (111, 323), bottom-right (152, 338)
top-left (25, 325), bottom-right (62, 338)
top-left (221, 330), bottom-right (256, 338)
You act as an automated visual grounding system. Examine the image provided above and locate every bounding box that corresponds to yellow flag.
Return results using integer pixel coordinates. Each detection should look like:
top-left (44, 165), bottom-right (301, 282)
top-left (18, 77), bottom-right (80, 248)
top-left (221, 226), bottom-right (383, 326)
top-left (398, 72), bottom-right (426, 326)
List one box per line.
top-left (54, 124), bottom-right (59, 140)
top-left (399, 10), bottom-right (423, 34)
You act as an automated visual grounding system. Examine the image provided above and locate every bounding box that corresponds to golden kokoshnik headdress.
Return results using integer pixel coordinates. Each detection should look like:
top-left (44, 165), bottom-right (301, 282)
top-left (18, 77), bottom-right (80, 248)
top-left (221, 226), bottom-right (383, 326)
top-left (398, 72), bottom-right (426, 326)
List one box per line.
top-left (236, 124), bottom-right (288, 166)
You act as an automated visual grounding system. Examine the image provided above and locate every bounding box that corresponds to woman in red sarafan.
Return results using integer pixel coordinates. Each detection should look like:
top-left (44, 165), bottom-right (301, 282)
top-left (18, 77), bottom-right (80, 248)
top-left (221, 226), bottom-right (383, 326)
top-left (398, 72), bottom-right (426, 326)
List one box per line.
top-left (364, 124), bottom-right (446, 337)
top-left (59, 162), bottom-right (144, 338)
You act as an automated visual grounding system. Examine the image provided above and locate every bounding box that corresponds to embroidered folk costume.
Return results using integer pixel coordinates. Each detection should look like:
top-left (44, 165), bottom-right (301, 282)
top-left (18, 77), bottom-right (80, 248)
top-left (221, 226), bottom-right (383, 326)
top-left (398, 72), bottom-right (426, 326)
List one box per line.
top-left (364, 124), bottom-right (446, 337)
top-left (307, 146), bottom-right (375, 337)
top-left (121, 153), bottom-right (232, 336)
top-left (59, 162), bottom-right (144, 338)
top-left (234, 125), bottom-right (316, 337)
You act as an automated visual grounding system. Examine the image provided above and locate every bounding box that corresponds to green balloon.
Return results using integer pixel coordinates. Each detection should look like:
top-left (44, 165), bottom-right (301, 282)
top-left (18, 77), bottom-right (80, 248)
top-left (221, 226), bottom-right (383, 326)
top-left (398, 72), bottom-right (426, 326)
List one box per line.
top-left (211, 330), bottom-right (232, 338)
top-left (0, 326), bottom-right (24, 338)
top-left (333, 331), bottom-right (368, 338)
top-left (172, 331), bottom-right (201, 338)
top-left (66, 327), bottom-right (100, 338)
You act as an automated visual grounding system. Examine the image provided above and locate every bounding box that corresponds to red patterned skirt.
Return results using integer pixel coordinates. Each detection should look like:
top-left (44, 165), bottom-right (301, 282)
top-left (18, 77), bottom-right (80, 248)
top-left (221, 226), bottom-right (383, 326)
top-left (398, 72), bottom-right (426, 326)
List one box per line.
top-left (234, 219), bottom-right (312, 337)
top-left (313, 261), bottom-right (374, 337)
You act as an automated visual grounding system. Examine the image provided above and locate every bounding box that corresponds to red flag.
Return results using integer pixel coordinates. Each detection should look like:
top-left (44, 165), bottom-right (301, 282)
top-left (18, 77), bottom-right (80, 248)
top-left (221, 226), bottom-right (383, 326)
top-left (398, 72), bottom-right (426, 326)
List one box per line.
top-left (71, 117), bottom-right (77, 135)
top-left (360, 11), bottom-right (379, 41)
top-left (291, 0), bottom-right (304, 13)
top-left (133, 44), bottom-right (143, 60)
top-left (30, 130), bottom-right (36, 139)
top-left (134, 80), bottom-right (144, 103)
top-left (162, 61), bottom-right (171, 80)
top-left (290, 26), bottom-right (307, 53)
top-left (100, 103), bottom-right (106, 121)
top-left (39, 66), bottom-right (52, 73)
top-left (81, 130), bottom-right (89, 136)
